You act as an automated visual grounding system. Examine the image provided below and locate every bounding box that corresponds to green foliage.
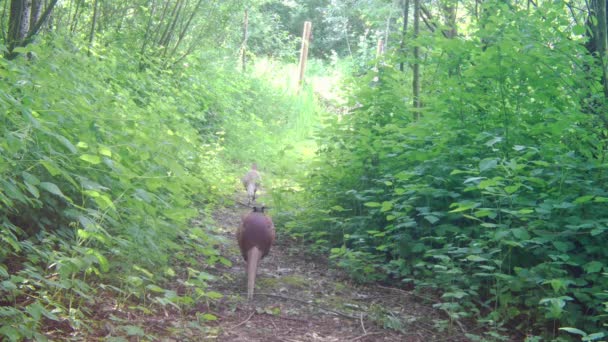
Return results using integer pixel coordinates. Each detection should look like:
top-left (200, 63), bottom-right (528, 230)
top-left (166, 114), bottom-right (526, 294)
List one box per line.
top-left (0, 37), bottom-right (237, 339)
top-left (283, 0), bottom-right (608, 339)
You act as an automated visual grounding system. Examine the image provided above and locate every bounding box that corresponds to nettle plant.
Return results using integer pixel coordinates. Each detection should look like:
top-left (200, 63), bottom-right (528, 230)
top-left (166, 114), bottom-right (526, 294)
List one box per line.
top-left (291, 0), bottom-right (608, 339)
top-left (0, 40), bottom-right (233, 339)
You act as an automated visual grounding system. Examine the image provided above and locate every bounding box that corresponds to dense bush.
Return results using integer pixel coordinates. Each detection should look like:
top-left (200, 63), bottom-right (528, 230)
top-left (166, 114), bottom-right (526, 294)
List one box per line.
top-left (283, 1), bottom-right (608, 339)
top-left (0, 34), bottom-right (314, 338)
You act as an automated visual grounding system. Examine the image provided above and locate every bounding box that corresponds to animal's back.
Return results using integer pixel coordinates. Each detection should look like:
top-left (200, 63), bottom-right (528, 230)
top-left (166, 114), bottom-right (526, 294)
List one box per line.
top-left (238, 212), bottom-right (275, 259)
top-left (242, 169), bottom-right (261, 187)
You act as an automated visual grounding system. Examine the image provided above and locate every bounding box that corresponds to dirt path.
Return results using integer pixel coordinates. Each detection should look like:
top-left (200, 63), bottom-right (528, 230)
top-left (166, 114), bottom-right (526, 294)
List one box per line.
top-left (198, 200), bottom-right (472, 342)
top-left (63, 196), bottom-right (473, 341)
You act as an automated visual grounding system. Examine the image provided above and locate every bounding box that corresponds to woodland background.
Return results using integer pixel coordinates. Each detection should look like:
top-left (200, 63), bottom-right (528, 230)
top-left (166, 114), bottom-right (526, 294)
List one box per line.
top-left (1, 0), bottom-right (607, 340)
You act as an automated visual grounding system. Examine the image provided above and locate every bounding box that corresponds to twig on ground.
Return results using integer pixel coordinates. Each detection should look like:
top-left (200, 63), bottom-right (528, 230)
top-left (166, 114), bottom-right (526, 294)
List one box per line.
top-left (350, 331), bottom-right (383, 341)
top-left (274, 315), bottom-right (310, 323)
top-left (230, 311), bottom-right (255, 329)
top-left (359, 312), bottom-right (367, 334)
top-left (248, 293), bottom-right (360, 320)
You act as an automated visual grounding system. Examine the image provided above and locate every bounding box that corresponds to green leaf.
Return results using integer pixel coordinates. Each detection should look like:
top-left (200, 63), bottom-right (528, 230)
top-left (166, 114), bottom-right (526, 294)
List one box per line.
top-left (201, 313), bottom-right (217, 321)
top-left (559, 327), bottom-right (587, 337)
top-left (205, 291), bottom-right (223, 299)
top-left (424, 215), bottom-right (439, 224)
top-left (511, 228), bottom-right (530, 240)
top-left (40, 160), bottom-right (62, 176)
top-left (583, 332), bottom-right (606, 341)
top-left (122, 325), bottom-right (145, 336)
top-left (552, 241), bottom-right (572, 252)
top-left (449, 201), bottom-right (480, 213)
top-left (479, 158), bottom-right (498, 172)
top-left (99, 146), bottom-right (112, 157)
top-left (146, 284), bottom-right (165, 293)
top-left (574, 195), bottom-right (594, 204)
top-left (0, 325), bottom-right (20, 341)
top-left (25, 302), bottom-right (44, 321)
top-left (572, 25), bottom-right (586, 35)
top-left (54, 134), bottom-right (77, 153)
top-left (80, 154), bottom-right (101, 164)
top-left (466, 255), bottom-right (488, 262)
top-left (380, 201), bottom-right (393, 212)
top-left (39, 182), bottom-right (67, 199)
top-left (364, 202), bottom-right (381, 208)
top-left (583, 261), bottom-right (603, 273)
top-left (504, 184), bottom-right (520, 194)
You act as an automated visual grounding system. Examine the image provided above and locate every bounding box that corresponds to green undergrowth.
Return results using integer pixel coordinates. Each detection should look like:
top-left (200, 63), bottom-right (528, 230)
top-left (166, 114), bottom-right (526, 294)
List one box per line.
top-left (279, 2), bottom-right (608, 341)
top-left (0, 37), bottom-right (320, 340)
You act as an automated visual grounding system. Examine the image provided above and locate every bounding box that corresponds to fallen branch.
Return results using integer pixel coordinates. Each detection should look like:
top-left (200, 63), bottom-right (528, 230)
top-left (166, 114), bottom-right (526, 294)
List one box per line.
top-left (230, 311), bottom-right (255, 329)
top-left (359, 312), bottom-right (367, 334)
top-left (350, 331), bottom-right (383, 341)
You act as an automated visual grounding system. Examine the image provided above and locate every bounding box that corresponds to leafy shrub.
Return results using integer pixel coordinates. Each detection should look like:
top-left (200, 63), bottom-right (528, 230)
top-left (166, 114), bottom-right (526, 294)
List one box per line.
top-left (284, 1), bottom-right (608, 339)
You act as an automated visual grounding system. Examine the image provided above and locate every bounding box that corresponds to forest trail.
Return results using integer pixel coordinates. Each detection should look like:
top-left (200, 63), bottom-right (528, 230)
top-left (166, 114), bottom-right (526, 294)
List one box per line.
top-left (45, 193), bottom-right (475, 341)
top-left (189, 194), bottom-right (472, 342)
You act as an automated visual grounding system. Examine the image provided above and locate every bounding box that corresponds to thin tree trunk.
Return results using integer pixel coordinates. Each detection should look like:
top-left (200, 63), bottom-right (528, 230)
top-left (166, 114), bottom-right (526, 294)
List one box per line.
top-left (69, 0), bottom-right (82, 34)
top-left (597, 0), bottom-right (608, 98)
top-left (149, 0), bottom-right (171, 47)
top-left (30, 0), bottom-right (41, 30)
top-left (412, 0), bottom-right (421, 120)
top-left (399, 0), bottom-right (410, 72)
top-left (8, 0), bottom-right (32, 56)
top-left (170, 0), bottom-right (203, 61)
top-left (139, 0), bottom-right (158, 70)
top-left (158, 0), bottom-right (183, 49)
top-left (88, 0), bottom-right (99, 56)
top-left (442, 0), bottom-right (457, 38)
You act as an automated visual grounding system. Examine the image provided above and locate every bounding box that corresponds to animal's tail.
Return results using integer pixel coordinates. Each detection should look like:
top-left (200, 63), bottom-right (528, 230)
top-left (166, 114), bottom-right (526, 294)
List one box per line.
top-left (246, 246), bottom-right (262, 300)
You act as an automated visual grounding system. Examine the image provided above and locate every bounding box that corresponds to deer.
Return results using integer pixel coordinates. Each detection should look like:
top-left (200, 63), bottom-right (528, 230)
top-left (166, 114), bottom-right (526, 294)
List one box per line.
top-left (237, 206), bottom-right (275, 300)
top-left (241, 163), bottom-right (261, 206)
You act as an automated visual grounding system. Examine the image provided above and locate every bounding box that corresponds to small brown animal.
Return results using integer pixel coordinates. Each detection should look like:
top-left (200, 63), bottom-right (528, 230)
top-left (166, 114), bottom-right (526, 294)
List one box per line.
top-left (237, 206), bottom-right (275, 300)
top-left (241, 163), bottom-right (261, 206)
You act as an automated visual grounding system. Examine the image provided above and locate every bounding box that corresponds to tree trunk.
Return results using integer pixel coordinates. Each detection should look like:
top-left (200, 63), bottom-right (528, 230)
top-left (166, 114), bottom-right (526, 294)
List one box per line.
top-left (8, 0), bottom-right (32, 57)
top-left (88, 0), bottom-right (99, 56)
top-left (30, 0), bottom-right (42, 30)
top-left (139, 0), bottom-right (158, 70)
top-left (597, 0), bottom-right (608, 98)
top-left (6, 0), bottom-right (58, 59)
top-left (399, 0), bottom-right (410, 72)
top-left (412, 0), bottom-right (421, 120)
top-left (442, 0), bottom-right (457, 38)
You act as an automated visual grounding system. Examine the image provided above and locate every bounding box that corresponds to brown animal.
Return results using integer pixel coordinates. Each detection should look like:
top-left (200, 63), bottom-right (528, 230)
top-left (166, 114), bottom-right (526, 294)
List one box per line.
top-left (241, 163), bottom-right (261, 206)
top-left (237, 206), bottom-right (275, 300)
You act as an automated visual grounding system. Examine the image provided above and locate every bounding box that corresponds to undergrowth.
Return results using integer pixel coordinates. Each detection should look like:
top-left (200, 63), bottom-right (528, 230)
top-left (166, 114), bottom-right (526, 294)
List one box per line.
top-left (0, 37), bottom-right (319, 340)
top-left (280, 2), bottom-right (608, 340)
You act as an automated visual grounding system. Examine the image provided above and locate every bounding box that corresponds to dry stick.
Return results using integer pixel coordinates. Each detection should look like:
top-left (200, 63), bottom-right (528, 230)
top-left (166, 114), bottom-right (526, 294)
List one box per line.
top-left (230, 311), bottom-right (255, 329)
top-left (252, 293), bottom-right (359, 320)
top-left (350, 332), bottom-right (383, 341)
top-left (359, 312), bottom-right (367, 334)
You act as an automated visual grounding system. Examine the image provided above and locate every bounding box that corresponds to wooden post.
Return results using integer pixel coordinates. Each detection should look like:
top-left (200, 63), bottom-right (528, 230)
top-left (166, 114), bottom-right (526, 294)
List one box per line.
top-left (297, 21), bottom-right (312, 90)
top-left (376, 38), bottom-right (384, 58)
